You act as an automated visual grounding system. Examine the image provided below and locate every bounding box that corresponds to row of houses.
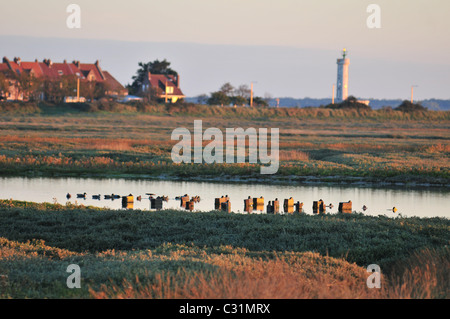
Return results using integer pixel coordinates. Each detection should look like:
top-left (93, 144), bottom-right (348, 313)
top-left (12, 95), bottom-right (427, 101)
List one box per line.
top-left (0, 57), bottom-right (185, 103)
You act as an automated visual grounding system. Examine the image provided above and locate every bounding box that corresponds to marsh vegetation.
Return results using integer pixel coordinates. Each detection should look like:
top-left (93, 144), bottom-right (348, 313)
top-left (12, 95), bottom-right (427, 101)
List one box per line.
top-left (0, 200), bottom-right (448, 298)
top-left (0, 101), bottom-right (449, 185)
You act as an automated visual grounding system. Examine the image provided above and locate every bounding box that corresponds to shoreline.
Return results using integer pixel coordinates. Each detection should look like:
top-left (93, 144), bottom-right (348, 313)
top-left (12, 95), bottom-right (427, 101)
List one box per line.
top-left (1, 171), bottom-right (449, 190)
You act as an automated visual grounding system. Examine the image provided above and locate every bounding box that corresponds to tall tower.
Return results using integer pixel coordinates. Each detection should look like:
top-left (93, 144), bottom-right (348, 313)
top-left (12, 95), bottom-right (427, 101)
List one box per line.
top-left (336, 49), bottom-right (350, 102)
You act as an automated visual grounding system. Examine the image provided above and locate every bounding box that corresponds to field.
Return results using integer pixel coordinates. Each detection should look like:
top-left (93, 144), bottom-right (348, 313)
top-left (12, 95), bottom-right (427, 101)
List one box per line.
top-left (0, 200), bottom-right (449, 299)
top-left (0, 101), bottom-right (449, 186)
top-left (0, 101), bottom-right (449, 299)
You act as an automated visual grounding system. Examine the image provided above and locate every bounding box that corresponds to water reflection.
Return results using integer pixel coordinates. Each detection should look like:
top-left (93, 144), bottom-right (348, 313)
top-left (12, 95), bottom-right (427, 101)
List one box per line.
top-left (121, 194), bottom-right (134, 210)
top-left (294, 201), bottom-right (304, 214)
top-left (267, 199), bottom-right (280, 214)
top-left (0, 177), bottom-right (448, 218)
top-left (338, 200), bottom-right (352, 214)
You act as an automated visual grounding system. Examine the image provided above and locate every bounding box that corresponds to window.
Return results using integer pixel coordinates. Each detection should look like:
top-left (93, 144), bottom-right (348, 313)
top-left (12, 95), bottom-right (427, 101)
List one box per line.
top-left (166, 86), bottom-right (173, 94)
top-left (58, 70), bottom-right (63, 75)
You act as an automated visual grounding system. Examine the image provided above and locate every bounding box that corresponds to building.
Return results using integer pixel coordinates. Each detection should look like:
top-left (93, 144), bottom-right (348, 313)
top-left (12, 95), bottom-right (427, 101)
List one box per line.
top-left (0, 57), bottom-right (127, 101)
top-left (336, 49), bottom-right (350, 102)
top-left (141, 71), bottom-right (185, 103)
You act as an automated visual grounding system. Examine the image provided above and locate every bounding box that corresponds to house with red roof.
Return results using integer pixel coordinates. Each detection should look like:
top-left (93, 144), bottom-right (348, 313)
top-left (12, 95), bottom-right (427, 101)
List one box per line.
top-left (0, 57), bottom-right (127, 101)
top-left (141, 71), bottom-right (185, 103)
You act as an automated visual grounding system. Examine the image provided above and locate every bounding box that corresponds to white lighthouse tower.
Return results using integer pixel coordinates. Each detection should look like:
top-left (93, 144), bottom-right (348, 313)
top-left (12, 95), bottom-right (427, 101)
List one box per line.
top-left (336, 48), bottom-right (350, 102)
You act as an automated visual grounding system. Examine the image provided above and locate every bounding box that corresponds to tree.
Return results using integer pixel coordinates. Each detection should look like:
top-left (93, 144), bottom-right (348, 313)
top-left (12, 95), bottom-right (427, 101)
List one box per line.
top-left (81, 81), bottom-right (96, 101)
top-left (0, 72), bottom-right (10, 99)
top-left (146, 59), bottom-right (178, 76)
top-left (196, 94), bottom-right (209, 104)
top-left (235, 84), bottom-right (251, 99)
top-left (128, 59), bottom-right (178, 95)
top-left (207, 91), bottom-right (230, 106)
top-left (325, 96), bottom-right (371, 110)
top-left (252, 96), bottom-right (269, 107)
top-left (94, 81), bottom-right (110, 100)
top-left (42, 78), bottom-right (63, 102)
top-left (230, 95), bottom-right (247, 106)
top-left (41, 75), bottom-right (79, 103)
top-left (141, 85), bottom-right (162, 103)
top-left (16, 72), bottom-right (41, 101)
top-left (42, 77), bottom-right (61, 102)
top-left (219, 82), bottom-right (235, 96)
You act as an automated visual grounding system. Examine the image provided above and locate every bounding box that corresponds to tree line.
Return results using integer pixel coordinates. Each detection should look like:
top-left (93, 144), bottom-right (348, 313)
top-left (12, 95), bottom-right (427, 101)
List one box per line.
top-left (195, 82), bottom-right (269, 107)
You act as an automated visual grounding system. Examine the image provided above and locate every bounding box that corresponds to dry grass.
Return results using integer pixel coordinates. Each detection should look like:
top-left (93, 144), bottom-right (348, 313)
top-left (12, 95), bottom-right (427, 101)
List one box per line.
top-left (0, 136), bottom-right (172, 152)
top-left (89, 248), bottom-right (450, 299)
top-left (423, 143), bottom-right (450, 154)
top-left (90, 252), bottom-right (383, 299)
top-left (386, 247), bottom-right (450, 299)
top-left (279, 150), bottom-right (310, 161)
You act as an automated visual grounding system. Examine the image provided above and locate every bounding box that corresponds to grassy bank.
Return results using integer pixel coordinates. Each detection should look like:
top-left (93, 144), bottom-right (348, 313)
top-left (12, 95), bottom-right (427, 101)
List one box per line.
top-left (0, 102), bottom-right (449, 185)
top-left (0, 200), bottom-right (448, 298)
top-left (2, 100), bottom-right (450, 121)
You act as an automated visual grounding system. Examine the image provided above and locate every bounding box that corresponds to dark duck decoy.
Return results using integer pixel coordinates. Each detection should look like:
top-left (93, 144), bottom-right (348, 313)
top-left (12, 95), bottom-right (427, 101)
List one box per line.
top-left (77, 192), bottom-right (86, 199)
top-left (92, 194), bottom-right (101, 200)
top-left (66, 193), bottom-right (71, 200)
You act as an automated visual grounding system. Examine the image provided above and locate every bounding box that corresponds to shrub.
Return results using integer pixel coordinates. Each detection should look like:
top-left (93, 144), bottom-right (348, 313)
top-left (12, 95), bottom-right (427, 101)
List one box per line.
top-left (395, 100), bottom-right (427, 112)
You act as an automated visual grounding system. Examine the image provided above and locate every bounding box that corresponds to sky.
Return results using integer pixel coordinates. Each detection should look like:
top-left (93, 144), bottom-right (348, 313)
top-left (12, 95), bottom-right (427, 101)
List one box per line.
top-left (1, 0), bottom-right (449, 99)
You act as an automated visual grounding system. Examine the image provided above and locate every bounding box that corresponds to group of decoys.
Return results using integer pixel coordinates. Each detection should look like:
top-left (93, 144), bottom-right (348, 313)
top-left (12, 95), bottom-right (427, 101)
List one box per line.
top-left (175, 194), bottom-right (201, 202)
top-left (65, 192), bottom-right (398, 213)
top-left (66, 192), bottom-right (170, 202)
top-left (66, 192), bottom-right (194, 204)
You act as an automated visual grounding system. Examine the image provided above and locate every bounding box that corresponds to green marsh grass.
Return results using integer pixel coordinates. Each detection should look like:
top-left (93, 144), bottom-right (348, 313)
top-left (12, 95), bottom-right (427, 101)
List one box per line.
top-left (0, 200), bottom-right (448, 298)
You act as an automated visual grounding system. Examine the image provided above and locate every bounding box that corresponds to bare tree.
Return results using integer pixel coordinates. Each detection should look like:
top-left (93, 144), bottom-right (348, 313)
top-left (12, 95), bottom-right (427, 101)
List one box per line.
top-left (219, 82), bottom-right (235, 96)
top-left (235, 84), bottom-right (251, 99)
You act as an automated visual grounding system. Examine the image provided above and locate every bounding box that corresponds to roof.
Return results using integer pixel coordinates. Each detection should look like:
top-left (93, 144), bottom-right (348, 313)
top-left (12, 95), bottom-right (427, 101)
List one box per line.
top-left (0, 57), bottom-right (126, 93)
top-left (145, 72), bottom-right (184, 96)
top-left (79, 63), bottom-right (104, 81)
top-left (103, 71), bottom-right (127, 93)
top-left (19, 61), bottom-right (43, 77)
top-left (52, 62), bottom-right (78, 77)
top-left (0, 63), bottom-right (9, 72)
top-left (7, 61), bottom-right (23, 75)
top-left (38, 62), bottom-right (60, 79)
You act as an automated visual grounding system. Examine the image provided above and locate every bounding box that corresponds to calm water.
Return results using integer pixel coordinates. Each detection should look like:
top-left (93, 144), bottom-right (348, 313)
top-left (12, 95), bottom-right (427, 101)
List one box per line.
top-left (0, 177), bottom-right (448, 218)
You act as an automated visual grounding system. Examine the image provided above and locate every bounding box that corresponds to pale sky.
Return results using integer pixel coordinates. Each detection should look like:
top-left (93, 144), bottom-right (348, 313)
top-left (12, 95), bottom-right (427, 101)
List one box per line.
top-left (1, 0), bottom-right (449, 99)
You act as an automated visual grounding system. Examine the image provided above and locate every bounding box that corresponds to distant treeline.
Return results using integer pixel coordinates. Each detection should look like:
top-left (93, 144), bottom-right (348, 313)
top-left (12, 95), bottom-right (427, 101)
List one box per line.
top-left (187, 97), bottom-right (450, 110)
top-left (267, 98), bottom-right (450, 110)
